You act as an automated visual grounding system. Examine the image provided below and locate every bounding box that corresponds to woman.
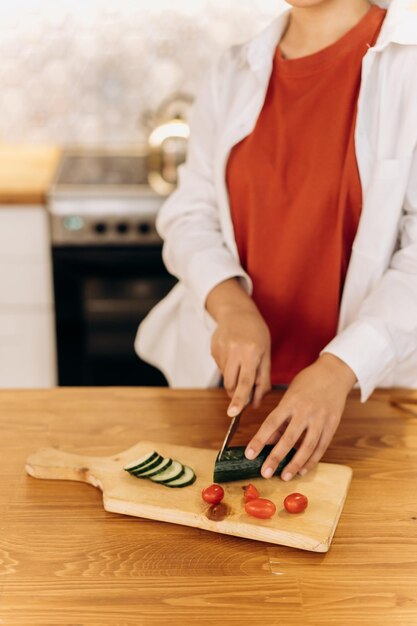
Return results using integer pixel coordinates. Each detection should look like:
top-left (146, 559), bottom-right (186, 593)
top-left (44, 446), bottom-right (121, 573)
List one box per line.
top-left (137, 0), bottom-right (417, 481)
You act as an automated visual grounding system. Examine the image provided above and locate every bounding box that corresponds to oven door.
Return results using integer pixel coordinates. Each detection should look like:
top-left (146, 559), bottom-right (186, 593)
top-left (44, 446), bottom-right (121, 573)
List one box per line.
top-left (53, 245), bottom-right (176, 386)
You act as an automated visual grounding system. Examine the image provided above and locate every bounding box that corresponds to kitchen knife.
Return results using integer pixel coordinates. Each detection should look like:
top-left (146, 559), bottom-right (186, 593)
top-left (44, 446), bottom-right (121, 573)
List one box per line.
top-left (217, 413), bottom-right (242, 462)
top-left (218, 392), bottom-right (254, 462)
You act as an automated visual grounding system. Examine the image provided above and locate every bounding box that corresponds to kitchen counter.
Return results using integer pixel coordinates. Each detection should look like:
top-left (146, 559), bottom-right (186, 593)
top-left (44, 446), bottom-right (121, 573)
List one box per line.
top-left (1, 387), bottom-right (417, 625)
top-left (0, 144), bottom-right (61, 205)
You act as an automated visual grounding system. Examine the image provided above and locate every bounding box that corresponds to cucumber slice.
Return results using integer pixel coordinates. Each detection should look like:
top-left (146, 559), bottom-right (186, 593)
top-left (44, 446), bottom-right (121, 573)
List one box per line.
top-left (165, 465), bottom-right (196, 488)
top-left (126, 453), bottom-right (163, 476)
top-left (213, 446), bottom-right (297, 483)
top-left (134, 457), bottom-right (173, 478)
top-left (124, 451), bottom-right (158, 473)
top-left (150, 460), bottom-right (184, 484)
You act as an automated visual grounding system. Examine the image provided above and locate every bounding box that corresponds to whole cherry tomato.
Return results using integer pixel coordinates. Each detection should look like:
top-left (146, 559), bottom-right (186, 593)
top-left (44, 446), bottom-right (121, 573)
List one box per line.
top-left (202, 484), bottom-right (225, 505)
top-left (284, 493), bottom-right (308, 514)
top-left (245, 498), bottom-right (276, 519)
top-left (244, 483), bottom-right (260, 503)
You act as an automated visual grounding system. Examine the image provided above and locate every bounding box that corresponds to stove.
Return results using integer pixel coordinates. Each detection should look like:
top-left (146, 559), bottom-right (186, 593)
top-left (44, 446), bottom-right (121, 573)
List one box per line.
top-left (49, 149), bottom-right (176, 387)
top-left (48, 149), bottom-right (168, 246)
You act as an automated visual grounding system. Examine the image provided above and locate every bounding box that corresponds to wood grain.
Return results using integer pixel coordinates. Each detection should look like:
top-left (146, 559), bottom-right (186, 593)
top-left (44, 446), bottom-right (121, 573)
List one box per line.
top-left (0, 387), bottom-right (417, 625)
top-left (25, 440), bottom-right (351, 552)
top-left (0, 144), bottom-right (61, 204)
top-left (391, 402), bottom-right (417, 418)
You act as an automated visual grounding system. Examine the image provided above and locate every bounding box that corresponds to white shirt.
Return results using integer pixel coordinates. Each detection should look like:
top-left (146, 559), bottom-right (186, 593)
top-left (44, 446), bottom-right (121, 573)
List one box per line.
top-left (136, 0), bottom-right (417, 401)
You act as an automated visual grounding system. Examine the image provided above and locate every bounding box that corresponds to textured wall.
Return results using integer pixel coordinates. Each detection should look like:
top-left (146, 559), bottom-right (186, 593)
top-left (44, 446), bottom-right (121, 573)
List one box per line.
top-left (0, 0), bottom-right (285, 145)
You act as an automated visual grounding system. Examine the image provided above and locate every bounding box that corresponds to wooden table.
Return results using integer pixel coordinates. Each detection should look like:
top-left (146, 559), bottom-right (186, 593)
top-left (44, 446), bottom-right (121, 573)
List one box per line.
top-left (1, 388), bottom-right (417, 625)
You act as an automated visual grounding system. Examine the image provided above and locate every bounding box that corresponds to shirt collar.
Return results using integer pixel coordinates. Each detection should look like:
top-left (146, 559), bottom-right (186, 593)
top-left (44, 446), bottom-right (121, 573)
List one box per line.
top-left (237, 0), bottom-right (417, 74)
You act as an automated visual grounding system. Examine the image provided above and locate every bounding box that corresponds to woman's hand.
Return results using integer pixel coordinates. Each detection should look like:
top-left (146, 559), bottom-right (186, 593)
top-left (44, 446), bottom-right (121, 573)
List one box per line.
top-left (206, 278), bottom-right (272, 413)
top-left (245, 353), bottom-right (357, 480)
top-left (212, 308), bottom-right (272, 412)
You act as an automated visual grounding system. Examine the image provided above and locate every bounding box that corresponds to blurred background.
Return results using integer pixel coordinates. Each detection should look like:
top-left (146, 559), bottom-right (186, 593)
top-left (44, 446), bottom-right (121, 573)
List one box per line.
top-left (0, 0), bottom-right (285, 145)
top-left (0, 0), bottom-right (288, 391)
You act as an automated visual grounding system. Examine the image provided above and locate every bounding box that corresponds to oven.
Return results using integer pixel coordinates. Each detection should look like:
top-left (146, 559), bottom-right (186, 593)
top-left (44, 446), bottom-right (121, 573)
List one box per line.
top-left (49, 149), bottom-right (176, 386)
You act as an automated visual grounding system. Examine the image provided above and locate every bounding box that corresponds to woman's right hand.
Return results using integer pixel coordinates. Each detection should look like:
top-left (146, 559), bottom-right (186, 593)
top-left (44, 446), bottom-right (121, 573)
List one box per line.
top-left (206, 278), bottom-right (272, 416)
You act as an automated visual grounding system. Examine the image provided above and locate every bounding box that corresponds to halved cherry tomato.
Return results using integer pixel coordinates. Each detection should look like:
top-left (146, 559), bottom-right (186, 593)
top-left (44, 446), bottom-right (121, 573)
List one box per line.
top-left (244, 483), bottom-right (260, 503)
top-left (284, 493), bottom-right (308, 514)
top-left (202, 484), bottom-right (224, 505)
top-left (245, 498), bottom-right (276, 519)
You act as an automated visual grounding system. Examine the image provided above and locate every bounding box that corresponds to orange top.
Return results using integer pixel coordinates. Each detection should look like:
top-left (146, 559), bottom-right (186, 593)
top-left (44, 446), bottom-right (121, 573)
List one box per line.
top-left (226, 5), bottom-right (387, 384)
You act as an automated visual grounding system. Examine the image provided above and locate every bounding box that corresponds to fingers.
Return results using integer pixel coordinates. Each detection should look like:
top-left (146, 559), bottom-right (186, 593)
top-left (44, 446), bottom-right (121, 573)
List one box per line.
top-left (241, 356), bottom-right (347, 481)
top-left (265, 421), bottom-right (287, 445)
top-left (252, 357), bottom-right (271, 409)
top-left (223, 359), bottom-right (240, 399)
top-left (260, 414), bottom-right (338, 481)
top-left (227, 362), bottom-right (258, 417)
top-left (245, 407), bottom-right (291, 461)
top-left (210, 312), bottom-right (271, 414)
top-left (297, 430), bottom-right (334, 476)
top-left (273, 427), bottom-right (321, 481)
top-left (223, 351), bottom-right (270, 415)
top-left (259, 418), bottom-right (307, 478)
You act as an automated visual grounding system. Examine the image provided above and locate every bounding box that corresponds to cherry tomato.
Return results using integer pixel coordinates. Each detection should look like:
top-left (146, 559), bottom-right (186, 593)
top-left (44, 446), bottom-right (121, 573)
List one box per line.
top-left (202, 484), bottom-right (225, 505)
top-left (245, 498), bottom-right (276, 519)
top-left (284, 493), bottom-right (308, 514)
top-left (244, 483), bottom-right (260, 503)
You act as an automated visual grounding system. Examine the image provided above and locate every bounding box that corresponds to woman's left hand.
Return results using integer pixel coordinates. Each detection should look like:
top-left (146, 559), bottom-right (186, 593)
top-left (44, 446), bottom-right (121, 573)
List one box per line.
top-left (245, 353), bottom-right (357, 480)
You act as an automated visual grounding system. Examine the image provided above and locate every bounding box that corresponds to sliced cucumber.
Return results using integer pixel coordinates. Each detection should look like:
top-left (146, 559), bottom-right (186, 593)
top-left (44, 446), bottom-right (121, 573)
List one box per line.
top-left (134, 457), bottom-right (173, 478)
top-left (124, 450), bottom-right (158, 473)
top-left (165, 465), bottom-right (196, 488)
top-left (130, 454), bottom-right (164, 476)
top-left (125, 453), bottom-right (163, 476)
top-left (213, 446), bottom-right (297, 483)
top-left (124, 452), bottom-right (196, 488)
top-left (150, 460), bottom-right (184, 484)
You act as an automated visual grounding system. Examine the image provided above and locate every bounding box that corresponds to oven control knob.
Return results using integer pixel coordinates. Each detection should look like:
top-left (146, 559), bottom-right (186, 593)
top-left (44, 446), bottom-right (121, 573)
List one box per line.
top-left (138, 222), bottom-right (151, 235)
top-left (116, 222), bottom-right (129, 234)
top-left (94, 222), bottom-right (107, 234)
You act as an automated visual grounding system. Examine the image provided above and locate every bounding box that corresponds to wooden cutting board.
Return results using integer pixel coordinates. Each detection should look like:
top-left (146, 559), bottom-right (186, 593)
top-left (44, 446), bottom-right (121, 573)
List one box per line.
top-left (26, 440), bottom-right (352, 552)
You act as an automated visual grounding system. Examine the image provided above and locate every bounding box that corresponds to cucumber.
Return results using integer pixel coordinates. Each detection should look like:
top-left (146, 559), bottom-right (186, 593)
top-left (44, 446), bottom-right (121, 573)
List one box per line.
top-left (213, 446), bottom-right (297, 483)
top-left (124, 453), bottom-right (163, 476)
top-left (124, 451), bottom-right (197, 488)
top-left (165, 465), bottom-right (196, 488)
top-left (134, 457), bottom-right (173, 478)
top-left (150, 460), bottom-right (185, 484)
top-left (124, 451), bottom-right (159, 473)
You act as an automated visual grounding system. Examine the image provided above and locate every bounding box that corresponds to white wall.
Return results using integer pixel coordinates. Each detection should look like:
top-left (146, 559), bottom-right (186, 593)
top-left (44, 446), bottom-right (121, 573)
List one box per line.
top-left (0, 0), bottom-right (288, 145)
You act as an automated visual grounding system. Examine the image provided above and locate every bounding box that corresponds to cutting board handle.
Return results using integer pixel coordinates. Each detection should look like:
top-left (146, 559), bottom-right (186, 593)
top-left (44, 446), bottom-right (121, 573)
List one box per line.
top-left (25, 447), bottom-right (108, 488)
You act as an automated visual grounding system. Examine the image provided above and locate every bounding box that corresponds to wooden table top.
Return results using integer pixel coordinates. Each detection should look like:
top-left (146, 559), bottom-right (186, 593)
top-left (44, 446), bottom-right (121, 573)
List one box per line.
top-left (1, 387), bottom-right (417, 626)
top-left (0, 144), bottom-right (61, 205)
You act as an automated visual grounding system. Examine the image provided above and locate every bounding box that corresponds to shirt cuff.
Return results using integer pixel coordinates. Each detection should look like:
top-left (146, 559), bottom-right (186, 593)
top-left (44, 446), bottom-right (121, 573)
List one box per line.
top-left (320, 320), bottom-right (396, 402)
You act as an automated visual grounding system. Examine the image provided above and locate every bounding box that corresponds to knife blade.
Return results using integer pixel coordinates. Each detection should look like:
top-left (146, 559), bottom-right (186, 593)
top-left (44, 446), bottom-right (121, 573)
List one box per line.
top-left (218, 389), bottom-right (255, 462)
top-left (218, 394), bottom-right (254, 461)
top-left (217, 413), bottom-right (241, 462)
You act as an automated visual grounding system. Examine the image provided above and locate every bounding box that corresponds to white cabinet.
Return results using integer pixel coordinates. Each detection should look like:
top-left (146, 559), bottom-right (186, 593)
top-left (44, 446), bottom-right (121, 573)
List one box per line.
top-left (0, 206), bottom-right (56, 387)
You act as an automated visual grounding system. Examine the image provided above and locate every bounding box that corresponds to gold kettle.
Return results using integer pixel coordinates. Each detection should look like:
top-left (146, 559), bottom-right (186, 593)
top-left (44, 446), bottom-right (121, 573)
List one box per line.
top-left (143, 92), bottom-right (194, 195)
